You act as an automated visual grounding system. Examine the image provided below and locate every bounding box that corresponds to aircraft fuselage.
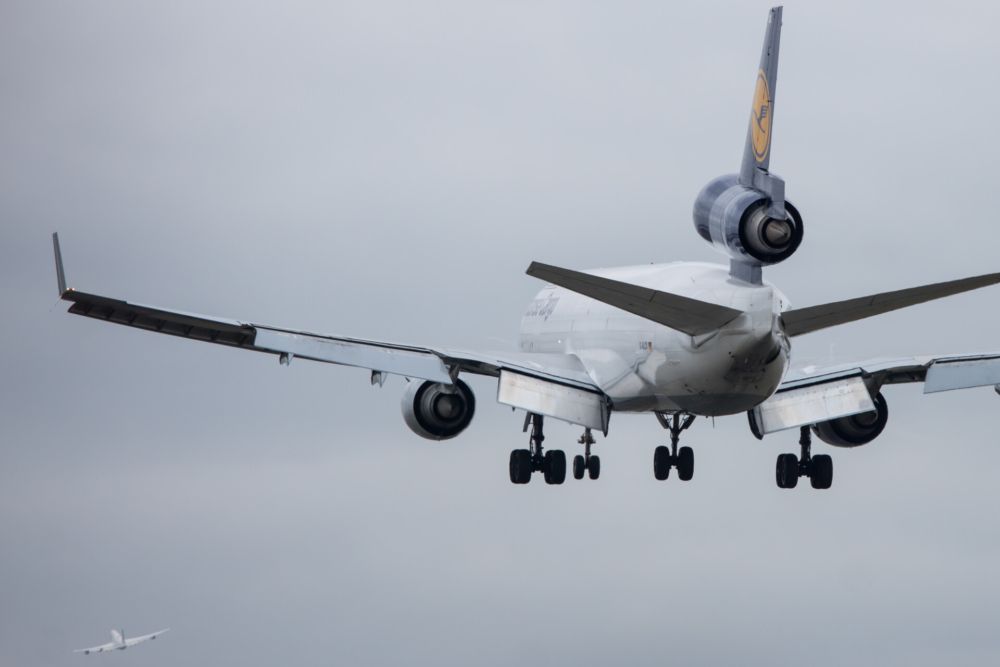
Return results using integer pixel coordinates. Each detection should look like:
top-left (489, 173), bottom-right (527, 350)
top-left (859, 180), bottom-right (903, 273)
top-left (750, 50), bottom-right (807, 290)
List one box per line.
top-left (519, 262), bottom-right (791, 416)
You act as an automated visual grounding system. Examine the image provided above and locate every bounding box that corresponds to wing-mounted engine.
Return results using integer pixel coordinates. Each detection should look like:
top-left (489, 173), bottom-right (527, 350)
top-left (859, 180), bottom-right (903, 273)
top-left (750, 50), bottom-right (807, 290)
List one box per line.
top-left (811, 392), bottom-right (889, 447)
top-left (401, 379), bottom-right (476, 440)
top-left (692, 7), bottom-right (803, 276)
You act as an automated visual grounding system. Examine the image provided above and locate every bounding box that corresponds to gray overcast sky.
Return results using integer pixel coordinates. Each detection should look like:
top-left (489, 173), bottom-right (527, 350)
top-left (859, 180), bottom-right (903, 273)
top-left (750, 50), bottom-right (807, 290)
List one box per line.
top-left (3, 1), bottom-right (1000, 665)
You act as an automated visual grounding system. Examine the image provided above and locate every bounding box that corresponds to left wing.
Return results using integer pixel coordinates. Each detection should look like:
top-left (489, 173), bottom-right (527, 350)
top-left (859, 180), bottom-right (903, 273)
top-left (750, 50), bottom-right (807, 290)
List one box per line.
top-left (73, 642), bottom-right (115, 654)
top-left (124, 628), bottom-right (170, 647)
top-left (750, 353), bottom-right (1000, 436)
top-left (52, 234), bottom-right (610, 431)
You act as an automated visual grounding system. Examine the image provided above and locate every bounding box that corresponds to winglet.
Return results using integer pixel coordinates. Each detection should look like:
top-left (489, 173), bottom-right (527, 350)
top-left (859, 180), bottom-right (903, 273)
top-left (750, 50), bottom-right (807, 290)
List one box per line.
top-left (52, 232), bottom-right (68, 296)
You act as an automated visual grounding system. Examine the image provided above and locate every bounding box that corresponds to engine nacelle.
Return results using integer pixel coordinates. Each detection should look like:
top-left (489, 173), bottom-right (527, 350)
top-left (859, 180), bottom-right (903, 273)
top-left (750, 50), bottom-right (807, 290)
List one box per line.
top-left (401, 379), bottom-right (476, 441)
top-left (693, 174), bottom-right (803, 265)
top-left (811, 392), bottom-right (889, 447)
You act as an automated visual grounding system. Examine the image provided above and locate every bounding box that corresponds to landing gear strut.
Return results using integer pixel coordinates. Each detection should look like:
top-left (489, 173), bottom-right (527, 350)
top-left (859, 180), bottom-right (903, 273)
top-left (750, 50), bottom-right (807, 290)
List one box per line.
top-left (776, 426), bottom-right (833, 489)
top-left (509, 413), bottom-right (566, 485)
top-left (653, 413), bottom-right (695, 481)
top-left (572, 428), bottom-right (600, 480)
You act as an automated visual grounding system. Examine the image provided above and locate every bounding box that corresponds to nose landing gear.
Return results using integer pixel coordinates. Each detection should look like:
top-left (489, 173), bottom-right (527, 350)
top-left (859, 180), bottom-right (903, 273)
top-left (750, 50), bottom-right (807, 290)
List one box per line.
top-left (776, 426), bottom-right (833, 489)
top-left (653, 413), bottom-right (695, 481)
top-left (509, 413), bottom-right (566, 485)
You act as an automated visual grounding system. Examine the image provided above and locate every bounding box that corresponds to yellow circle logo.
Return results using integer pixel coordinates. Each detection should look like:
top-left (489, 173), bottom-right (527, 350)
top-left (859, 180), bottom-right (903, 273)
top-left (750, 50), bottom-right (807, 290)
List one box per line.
top-left (751, 69), bottom-right (771, 163)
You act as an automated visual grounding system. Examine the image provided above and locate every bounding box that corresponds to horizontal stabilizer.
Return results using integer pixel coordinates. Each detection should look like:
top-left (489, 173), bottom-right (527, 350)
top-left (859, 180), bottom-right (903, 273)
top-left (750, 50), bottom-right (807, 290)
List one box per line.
top-left (782, 271), bottom-right (1000, 336)
top-left (526, 262), bottom-right (744, 336)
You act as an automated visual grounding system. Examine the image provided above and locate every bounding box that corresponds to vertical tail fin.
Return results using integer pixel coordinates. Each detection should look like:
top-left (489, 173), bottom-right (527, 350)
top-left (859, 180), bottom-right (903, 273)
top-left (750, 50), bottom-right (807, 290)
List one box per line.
top-left (739, 6), bottom-right (782, 185)
top-left (691, 6), bottom-right (799, 283)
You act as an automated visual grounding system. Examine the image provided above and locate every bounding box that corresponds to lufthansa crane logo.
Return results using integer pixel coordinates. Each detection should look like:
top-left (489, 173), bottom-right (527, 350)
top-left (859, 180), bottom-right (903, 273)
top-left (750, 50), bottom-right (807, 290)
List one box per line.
top-left (751, 69), bottom-right (771, 163)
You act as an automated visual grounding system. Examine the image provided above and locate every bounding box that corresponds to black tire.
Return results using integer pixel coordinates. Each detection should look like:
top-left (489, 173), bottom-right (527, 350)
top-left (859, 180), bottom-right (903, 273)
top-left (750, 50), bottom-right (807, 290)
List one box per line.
top-left (653, 445), bottom-right (674, 482)
top-left (588, 455), bottom-right (601, 480)
top-left (573, 455), bottom-right (586, 480)
top-left (810, 454), bottom-right (833, 489)
top-left (509, 449), bottom-right (532, 484)
top-left (775, 453), bottom-right (798, 489)
top-left (677, 446), bottom-right (694, 481)
top-left (653, 446), bottom-right (671, 480)
top-left (544, 450), bottom-right (566, 485)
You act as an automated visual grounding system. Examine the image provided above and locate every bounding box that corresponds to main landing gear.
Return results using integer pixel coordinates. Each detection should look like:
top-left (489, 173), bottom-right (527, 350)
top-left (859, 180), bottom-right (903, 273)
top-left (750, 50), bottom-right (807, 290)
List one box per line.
top-left (776, 426), bottom-right (833, 489)
top-left (653, 413), bottom-right (695, 481)
top-left (509, 413), bottom-right (567, 485)
top-left (572, 428), bottom-right (600, 480)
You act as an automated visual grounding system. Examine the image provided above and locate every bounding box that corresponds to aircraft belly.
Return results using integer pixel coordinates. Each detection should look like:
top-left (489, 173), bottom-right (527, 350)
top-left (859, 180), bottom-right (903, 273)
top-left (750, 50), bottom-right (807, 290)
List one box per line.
top-left (593, 328), bottom-right (788, 417)
top-left (608, 360), bottom-right (786, 415)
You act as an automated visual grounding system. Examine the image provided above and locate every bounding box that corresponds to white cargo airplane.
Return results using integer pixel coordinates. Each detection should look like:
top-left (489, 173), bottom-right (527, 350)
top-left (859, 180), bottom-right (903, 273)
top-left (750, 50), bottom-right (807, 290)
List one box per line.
top-left (73, 628), bottom-right (169, 655)
top-left (53, 7), bottom-right (1000, 489)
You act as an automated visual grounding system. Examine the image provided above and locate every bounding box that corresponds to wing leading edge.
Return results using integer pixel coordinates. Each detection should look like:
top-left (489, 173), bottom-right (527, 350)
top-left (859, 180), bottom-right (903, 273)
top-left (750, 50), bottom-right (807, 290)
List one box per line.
top-left (125, 628), bottom-right (170, 647)
top-left (73, 642), bottom-right (115, 654)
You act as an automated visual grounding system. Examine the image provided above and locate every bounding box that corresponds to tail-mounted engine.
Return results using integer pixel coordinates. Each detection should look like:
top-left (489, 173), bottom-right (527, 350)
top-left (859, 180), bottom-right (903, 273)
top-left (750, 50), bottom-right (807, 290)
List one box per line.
top-left (812, 392), bottom-right (889, 447)
top-left (693, 174), bottom-right (803, 265)
top-left (693, 7), bottom-right (803, 271)
top-left (401, 379), bottom-right (476, 441)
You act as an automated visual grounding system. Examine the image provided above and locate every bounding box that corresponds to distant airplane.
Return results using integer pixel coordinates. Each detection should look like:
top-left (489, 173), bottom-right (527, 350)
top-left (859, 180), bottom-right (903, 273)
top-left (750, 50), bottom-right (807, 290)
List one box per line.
top-left (73, 628), bottom-right (169, 655)
top-left (52, 7), bottom-right (1000, 489)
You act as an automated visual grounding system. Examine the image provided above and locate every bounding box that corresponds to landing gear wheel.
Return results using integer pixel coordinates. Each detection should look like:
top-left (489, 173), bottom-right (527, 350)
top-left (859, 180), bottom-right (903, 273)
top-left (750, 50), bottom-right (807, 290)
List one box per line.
top-left (777, 427), bottom-right (835, 490)
top-left (654, 413), bottom-right (696, 483)
top-left (510, 449), bottom-right (532, 485)
top-left (677, 446), bottom-right (694, 481)
top-left (587, 455), bottom-right (601, 480)
top-left (543, 450), bottom-right (566, 485)
top-left (653, 445), bottom-right (671, 480)
top-left (574, 428), bottom-right (599, 481)
top-left (775, 453), bottom-right (799, 489)
top-left (810, 454), bottom-right (833, 489)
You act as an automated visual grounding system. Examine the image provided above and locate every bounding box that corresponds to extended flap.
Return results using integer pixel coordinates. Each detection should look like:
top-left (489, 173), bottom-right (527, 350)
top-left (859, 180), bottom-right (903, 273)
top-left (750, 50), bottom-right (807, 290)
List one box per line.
top-left (751, 376), bottom-right (875, 435)
top-left (497, 370), bottom-right (609, 433)
top-left (924, 357), bottom-right (1000, 393)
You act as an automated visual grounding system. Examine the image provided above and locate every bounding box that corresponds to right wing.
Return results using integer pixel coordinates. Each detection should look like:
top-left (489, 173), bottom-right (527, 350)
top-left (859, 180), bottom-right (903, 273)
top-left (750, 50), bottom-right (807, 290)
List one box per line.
top-left (52, 235), bottom-right (610, 432)
top-left (749, 352), bottom-right (1000, 436)
top-left (124, 628), bottom-right (169, 647)
top-left (73, 642), bottom-right (115, 654)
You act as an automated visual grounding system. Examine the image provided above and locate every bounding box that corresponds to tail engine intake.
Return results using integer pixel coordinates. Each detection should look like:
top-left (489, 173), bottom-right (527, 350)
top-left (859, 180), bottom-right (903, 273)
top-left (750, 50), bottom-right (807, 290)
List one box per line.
top-left (692, 8), bottom-right (804, 271)
top-left (693, 174), bottom-right (803, 265)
